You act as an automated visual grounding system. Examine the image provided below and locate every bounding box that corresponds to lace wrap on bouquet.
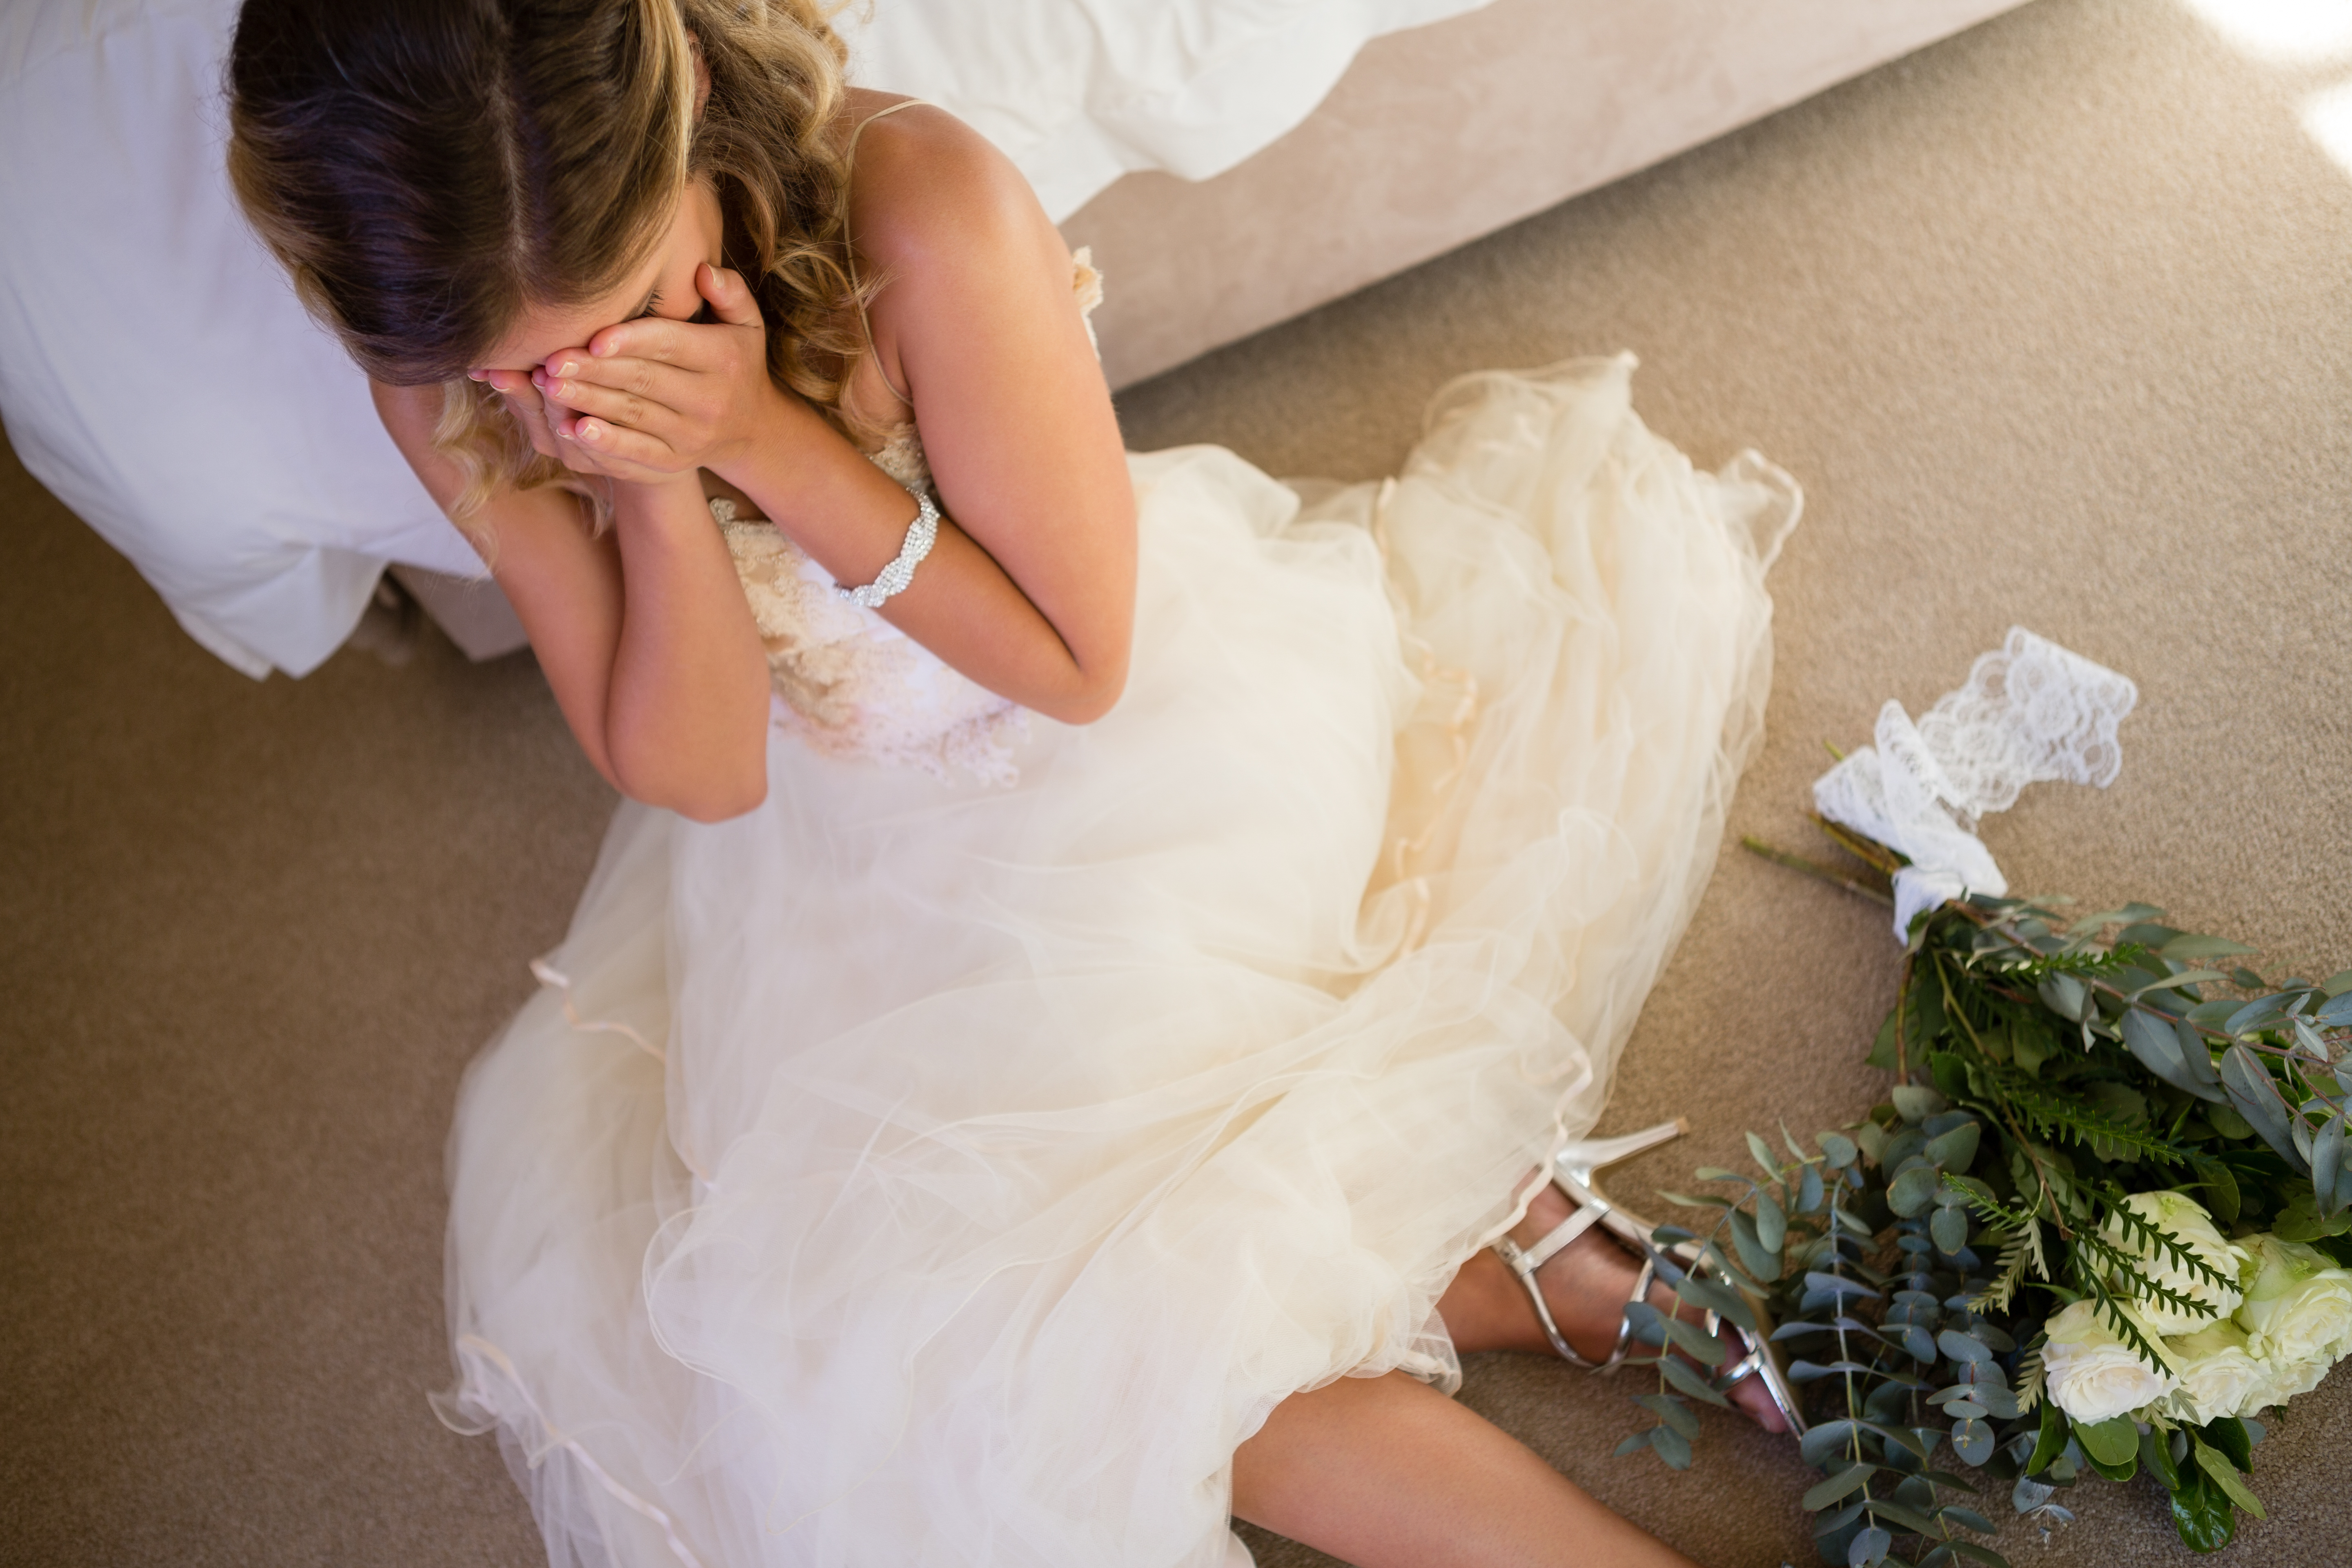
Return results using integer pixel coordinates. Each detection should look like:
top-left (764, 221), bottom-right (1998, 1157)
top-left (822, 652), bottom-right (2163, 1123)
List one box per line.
top-left (1813, 627), bottom-right (2139, 938)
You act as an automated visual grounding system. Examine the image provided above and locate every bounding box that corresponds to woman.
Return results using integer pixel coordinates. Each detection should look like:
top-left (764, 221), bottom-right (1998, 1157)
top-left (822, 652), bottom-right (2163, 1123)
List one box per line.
top-left (229, 2), bottom-right (1800, 1564)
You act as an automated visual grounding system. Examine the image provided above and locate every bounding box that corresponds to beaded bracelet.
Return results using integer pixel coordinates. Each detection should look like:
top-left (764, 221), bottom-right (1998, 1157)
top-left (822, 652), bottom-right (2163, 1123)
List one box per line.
top-left (834, 487), bottom-right (940, 610)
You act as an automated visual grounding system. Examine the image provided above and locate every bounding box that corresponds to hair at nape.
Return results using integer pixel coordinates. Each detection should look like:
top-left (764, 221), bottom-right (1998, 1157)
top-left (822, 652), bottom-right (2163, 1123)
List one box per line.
top-left (227, 0), bottom-right (877, 527)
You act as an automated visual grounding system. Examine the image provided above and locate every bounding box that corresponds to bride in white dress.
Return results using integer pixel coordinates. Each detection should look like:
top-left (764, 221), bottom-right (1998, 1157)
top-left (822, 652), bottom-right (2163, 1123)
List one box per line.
top-left (230, 3), bottom-right (1798, 1564)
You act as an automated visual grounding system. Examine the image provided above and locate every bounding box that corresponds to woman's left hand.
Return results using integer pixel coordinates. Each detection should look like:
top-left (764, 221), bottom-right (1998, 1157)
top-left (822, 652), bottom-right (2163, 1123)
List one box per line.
top-left (537, 263), bottom-right (784, 476)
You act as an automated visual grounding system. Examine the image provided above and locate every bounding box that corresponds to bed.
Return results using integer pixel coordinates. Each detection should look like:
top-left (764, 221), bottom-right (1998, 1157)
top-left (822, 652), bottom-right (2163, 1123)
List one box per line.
top-left (0, 0), bottom-right (2028, 673)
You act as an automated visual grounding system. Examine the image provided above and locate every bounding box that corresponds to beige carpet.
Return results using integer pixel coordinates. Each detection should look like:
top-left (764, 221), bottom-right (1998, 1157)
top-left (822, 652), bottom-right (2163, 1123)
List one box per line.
top-left (3, 0), bottom-right (2346, 1563)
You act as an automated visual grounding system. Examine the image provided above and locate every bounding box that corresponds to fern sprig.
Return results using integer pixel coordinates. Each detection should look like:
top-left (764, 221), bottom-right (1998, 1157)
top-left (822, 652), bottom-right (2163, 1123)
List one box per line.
top-left (2094, 1191), bottom-right (2237, 1294)
top-left (1990, 1071), bottom-right (2196, 1166)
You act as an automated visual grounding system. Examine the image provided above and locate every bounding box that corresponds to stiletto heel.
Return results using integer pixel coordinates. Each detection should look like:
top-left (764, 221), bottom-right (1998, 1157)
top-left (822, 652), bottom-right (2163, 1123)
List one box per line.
top-left (1490, 1118), bottom-right (1807, 1434)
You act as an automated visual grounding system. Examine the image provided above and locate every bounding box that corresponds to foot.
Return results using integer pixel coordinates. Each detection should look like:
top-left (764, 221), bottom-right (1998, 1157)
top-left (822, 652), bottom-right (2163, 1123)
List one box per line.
top-left (1464, 1183), bottom-right (1789, 1433)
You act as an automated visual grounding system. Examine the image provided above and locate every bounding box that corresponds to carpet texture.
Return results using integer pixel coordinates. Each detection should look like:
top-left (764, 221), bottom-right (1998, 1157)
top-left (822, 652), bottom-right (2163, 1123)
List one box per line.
top-left (2, 0), bottom-right (2345, 1564)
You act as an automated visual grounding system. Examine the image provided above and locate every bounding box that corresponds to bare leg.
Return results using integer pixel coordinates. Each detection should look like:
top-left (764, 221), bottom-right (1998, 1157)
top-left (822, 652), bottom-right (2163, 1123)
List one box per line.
top-left (1439, 1175), bottom-right (1788, 1432)
top-left (1230, 1370), bottom-right (1697, 1568)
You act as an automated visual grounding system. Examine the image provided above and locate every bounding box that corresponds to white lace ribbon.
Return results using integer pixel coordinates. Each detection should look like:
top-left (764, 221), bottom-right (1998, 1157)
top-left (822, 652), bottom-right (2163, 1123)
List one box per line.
top-left (1813, 628), bottom-right (2138, 940)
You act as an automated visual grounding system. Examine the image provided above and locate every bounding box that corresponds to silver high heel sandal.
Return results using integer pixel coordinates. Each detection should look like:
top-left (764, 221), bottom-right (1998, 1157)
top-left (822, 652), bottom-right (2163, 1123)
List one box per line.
top-left (1491, 1118), bottom-right (1807, 1434)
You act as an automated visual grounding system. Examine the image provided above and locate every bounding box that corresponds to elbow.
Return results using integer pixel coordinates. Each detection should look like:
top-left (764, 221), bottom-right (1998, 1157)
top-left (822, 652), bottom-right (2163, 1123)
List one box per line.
top-left (1037, 656), bottom-right (1129, 727)
top-left (668, 770), bottom-right (768, 824)
top-left (609, 740), bottom-right (768, 824)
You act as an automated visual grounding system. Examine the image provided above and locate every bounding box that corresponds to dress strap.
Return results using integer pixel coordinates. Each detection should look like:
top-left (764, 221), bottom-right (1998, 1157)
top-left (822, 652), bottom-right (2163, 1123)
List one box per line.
top-left (845, 99), bottom-right (931, 410)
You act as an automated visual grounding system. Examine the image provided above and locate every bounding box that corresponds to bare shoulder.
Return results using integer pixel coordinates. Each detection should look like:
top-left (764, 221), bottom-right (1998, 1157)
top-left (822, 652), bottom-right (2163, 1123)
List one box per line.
top-left (844, 97), bottom-right (1067, 296)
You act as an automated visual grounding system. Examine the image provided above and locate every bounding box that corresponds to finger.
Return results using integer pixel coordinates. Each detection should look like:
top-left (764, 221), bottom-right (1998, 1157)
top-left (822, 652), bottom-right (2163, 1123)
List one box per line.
top-left (541, 373), bottom-right (681, 443)
top-left (566, 413), bottom-right (686, 475)
top-left (698, 263), bottom-right (764, 329)
top-left (545, 350), bottom-right (696, 412)
top-left (585, 315), bottom-right (698, 368)
top-left (479, 370), bottom-right (561, 459)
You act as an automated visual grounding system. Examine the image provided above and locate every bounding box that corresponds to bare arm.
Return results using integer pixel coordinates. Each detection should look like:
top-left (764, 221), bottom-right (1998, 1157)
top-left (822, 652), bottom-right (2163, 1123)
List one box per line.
top-left (371, 382), bottom-right (771, 822)
top-left (539, 107), bottom-right (1136, 724)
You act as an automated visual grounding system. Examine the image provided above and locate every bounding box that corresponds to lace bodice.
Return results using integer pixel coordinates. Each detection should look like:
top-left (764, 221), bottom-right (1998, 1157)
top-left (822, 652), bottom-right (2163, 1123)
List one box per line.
top-left (713, 250), bottom-right (1104, 786)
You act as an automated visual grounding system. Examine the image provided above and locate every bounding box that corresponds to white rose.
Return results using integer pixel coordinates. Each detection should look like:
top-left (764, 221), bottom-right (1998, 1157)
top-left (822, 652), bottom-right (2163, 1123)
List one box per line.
top-left (2100, 1191), bottom-right (2247, 1334)
top-left (2241, 1346), bottom-right (2333, 1414)
top-left (2042, 1298), bottom-right (2178, 1424)
top-left (2157, 1321), bottom-right (2267, 1424)
top-left (2234, 1233), bottom-right (2352, 1365)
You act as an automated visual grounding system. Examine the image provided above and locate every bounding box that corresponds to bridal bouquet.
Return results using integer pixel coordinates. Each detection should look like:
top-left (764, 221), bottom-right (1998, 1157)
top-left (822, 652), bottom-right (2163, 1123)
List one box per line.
top-left (1621, 818), bottom-right (2352, 1564)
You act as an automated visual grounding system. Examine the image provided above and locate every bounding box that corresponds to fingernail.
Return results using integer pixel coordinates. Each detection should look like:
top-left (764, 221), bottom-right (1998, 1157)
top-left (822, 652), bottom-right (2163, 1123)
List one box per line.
top-left (578, 421), bottom-right (599, 443)
top-left (554, 360), bottom-right (576, 378)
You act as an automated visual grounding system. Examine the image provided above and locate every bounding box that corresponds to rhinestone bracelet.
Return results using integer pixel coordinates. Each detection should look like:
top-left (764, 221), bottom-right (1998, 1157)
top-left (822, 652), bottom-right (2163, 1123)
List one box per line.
top-left (834, 487), bottom-right (940, 610)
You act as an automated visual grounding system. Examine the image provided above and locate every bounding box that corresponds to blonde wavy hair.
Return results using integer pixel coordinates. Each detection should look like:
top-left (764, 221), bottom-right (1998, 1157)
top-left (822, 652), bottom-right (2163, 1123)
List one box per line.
top-left (228, 0), bottom-right (876, 539)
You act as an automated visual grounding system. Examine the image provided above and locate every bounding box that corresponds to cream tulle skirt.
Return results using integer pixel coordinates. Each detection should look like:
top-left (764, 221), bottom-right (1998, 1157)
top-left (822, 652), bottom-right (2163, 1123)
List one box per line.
top-left (435, 356), bottom-right (1798, 1568)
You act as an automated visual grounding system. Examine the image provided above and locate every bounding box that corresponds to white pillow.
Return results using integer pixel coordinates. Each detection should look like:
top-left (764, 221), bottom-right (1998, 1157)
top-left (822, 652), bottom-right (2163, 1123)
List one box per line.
top-left (0, 0), bottom-right (1487, 677)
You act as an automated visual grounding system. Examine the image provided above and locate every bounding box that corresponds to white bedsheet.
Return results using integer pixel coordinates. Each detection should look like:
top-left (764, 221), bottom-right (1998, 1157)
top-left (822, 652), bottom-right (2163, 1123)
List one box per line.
top-left (0, 0), bottom-right (1488, 678)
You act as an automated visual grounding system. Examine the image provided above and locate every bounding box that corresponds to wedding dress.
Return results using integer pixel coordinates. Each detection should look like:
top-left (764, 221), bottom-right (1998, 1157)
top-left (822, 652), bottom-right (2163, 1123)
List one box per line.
top-left (434, 244), bottom-right (1800, 1566)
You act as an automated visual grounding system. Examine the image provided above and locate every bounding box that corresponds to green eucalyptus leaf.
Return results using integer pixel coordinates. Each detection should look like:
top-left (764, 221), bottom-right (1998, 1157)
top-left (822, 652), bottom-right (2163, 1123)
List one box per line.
top-left (2077, 1416), bottom-right (2139, 1467)
top-left (1848, 1524), bottom-right (1892, 1568)
top-left (1860, 1420), bottom-right (1932, 1459)
top-left (1938, 1506), bottom-right (1998, 1535)
top-left (1748, 1130), bottom-right (1784, 1181)
top-left (1864, 1498), bottom-right (1942, 1535)
top-left (2123, 1007), bottom-right (2220, 1102)
top-left (2132, 969), bottom-right (2230, 996)
top-left (1804, 1463), bottom-right (1879, 1511)
top-left (2224, 995), bottom-right (2288, 1036)
top-left (1673, 1273), bottom-right (1756, 1331)
top-left (2314, 1111), bottom-right (2344, 1218)
top-left (1802, 1419), bottom-right (1864, 1467)
top-left (2083, 1446), bottom-right (2138, 1483)
top-left (1800, 1163), bottom-right (1826, 1214)
top-left (1726, 1206), bottom-right (1779, 1280)
top-left (1757, 1189), bottom-right (1789, 1252)
top-left (1937, 1546), bottom-right (2013, 1568)
top-left (1820, 1131), bottom-right (1860, 1169)
top-left (1891, 1085), bottom-right (1948, 1125)
top-left (1924, 1122), bottom-right (1982, 1171)
top-left (1650, 1423), bottom-right (1693, 1470)
top-left (1659, 1315), bottom-right (1729, 1368)
top-left (2220, 1045), bottom-right (2307, 1170)
top-left (2206, 1101), bottom-right (2255, 1141)
top-left (1657, 1190), bottom-right (1737, 1209)
top-left (1653, 1351), bottom-right (1731, 1408)
top-left (2163, 934), bottom-right (2260, 962)
top-left (1613, 1430), bottom-right (1655, 1458)
top-left (1951, 1417), bottom-right (1996, 1466)
top-left (1938, 1329), bottom-right (1993, 1364)
top-left (2323, 969), bottom-right (2352, 999)
top-left (1888, 1165), bottom-right (1942, 1217)
top-left (1634, 1392), bottom-right (1699, 1440)
top-left (1929, 1205), bottom-right (1969, 1255)
top-left (2038, 973), bottom-right (2089, 1022)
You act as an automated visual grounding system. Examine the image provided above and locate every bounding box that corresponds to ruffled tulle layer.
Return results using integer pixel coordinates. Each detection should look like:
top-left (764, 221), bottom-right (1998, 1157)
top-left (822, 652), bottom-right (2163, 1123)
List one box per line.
top-left (436, 355), bottom-right (1798, 1568)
